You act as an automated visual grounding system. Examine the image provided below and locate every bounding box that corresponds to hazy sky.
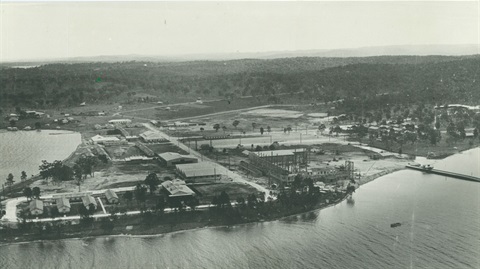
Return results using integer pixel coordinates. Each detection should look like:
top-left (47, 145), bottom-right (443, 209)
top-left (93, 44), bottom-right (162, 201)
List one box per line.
top-left (0, 1), bottom-right (479, 61)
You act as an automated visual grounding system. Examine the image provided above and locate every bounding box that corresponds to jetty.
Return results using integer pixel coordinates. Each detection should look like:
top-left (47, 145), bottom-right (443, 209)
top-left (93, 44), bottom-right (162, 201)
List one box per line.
top-left (406, 165), bottom-right (480, 183)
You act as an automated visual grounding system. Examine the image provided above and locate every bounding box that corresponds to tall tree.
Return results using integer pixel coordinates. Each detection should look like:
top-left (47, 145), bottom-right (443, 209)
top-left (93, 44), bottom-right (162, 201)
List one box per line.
top-left (20, 171), bottom-right (27, 182)
top-left (134, 184), bottom-right (147, 205)
top-left (213, 123), bottom-right (220, 132)
top-left (23, 187), bottom-right (33, 201)
top-left (32, 187), bottom-right (41, 199)
top-left (144, 173), bottom-right (160, 194)
top-left (6, 173), bottom-right (14, 187)
top-left (232, 120), bottom-right (240, 129)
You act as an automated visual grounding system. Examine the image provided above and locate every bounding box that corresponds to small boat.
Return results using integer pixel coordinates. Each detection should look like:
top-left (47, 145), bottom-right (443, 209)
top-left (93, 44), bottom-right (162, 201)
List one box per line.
top-left (391, 222), bottom-right (402, 228)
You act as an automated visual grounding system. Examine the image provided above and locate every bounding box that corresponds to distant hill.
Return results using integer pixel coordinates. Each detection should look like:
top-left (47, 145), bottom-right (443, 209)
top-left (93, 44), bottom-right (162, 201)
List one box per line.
top-left (0, 54), bottom-right (479, 110)
top-left (1, 44), bottom-right (478, 65)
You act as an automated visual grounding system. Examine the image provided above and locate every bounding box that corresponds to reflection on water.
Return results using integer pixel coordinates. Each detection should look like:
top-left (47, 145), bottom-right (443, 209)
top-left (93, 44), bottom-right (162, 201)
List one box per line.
top-left (0, 130), bottom-right (81, 185)
top-left (0, 148), bottom-right (479, 269)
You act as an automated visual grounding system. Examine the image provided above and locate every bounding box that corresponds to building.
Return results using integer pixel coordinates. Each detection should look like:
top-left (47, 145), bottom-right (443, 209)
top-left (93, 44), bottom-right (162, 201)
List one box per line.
top-left (175, 162), bottom-right (222, 183)
top-left (56, 196), bottom-right (71, 214)
top-left (158, 152), bottom-right (198, 167)
top-left (124, 156), bottom-right (154, 162)
top-left (139, 131), bottom-right (167, 143)
top-left (82, 195), bottom-right (97, 210)
top-left (29, 199), bottom-right (44, 216)
top-left (250, 148), bottom-right (308, 173)
top-left (105, 190), bottom-right (119, 204)
top-left (135, 142), bottom-right (156, 157)
top-left (90, 134), bottom-right (120, 145)
top-left (108, 119), bottom-right (132, 125)
top-left (161, 179), bottom-right (195, 197)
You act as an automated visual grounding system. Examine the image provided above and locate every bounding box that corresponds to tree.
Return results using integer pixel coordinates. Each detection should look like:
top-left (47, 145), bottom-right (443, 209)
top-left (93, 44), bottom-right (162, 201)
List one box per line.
top-left (252, 122), bottom-right (257, 131)
top-left (123, 191), bottom-right (133, 206)
top-left (32, 187), bottom-right (41, 199)
top-left (6, 173), bottom-right (14, 187)
top-left (134, 184), bottom-right (147, 205)
top-left (144, 173), bottom-right (160, 194)
top-left (21, 171), bottom-right (27, 182)
top-left (156, 196), bottom-right (166, 213)
top-left (75, 156), bottom-right (98, 179)
top-left (34, 122), bottom-right (41, 130)
top-left (232, 120), bottom-right (240, 129)
top-left (267, 126), bottom-right (271, 133)
top-left (23, 187), bottom-right (33, 201)
top-left (200, 127), bottom-right (204, 132)
top-left (73, 164), bottom-right (83, 191)
top-left (218, 191), bottom-right (231, 208)
top-left (213, 123), bottom-right (220, 132)
top-left (222, 126), bottom-right (227, 133)
top-left (185, 197), bottom-right (200, 211)
top-left (260, 127), bottom-right (264, 135)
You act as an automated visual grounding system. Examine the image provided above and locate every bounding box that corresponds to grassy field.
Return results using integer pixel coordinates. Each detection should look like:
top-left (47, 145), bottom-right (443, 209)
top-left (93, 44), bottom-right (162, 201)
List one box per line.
top-left (122, 97), bottom-right (268, 121)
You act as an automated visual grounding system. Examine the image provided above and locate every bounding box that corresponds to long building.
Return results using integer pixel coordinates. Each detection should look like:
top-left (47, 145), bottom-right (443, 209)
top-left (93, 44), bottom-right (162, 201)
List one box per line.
top-left (158, 152), bottom-right (198, 167)
top-left (175, 162), bottom-right (222, 183)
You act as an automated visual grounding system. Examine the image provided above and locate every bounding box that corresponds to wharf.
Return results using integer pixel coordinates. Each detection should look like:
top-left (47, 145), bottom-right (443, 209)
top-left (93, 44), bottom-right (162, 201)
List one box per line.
top-left (406, 165), bottom-right (480, 183)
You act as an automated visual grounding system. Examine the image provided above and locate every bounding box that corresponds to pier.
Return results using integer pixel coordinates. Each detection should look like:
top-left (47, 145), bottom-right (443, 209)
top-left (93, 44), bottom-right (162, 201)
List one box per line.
top-left (406, 165), bottom-right (480, 183)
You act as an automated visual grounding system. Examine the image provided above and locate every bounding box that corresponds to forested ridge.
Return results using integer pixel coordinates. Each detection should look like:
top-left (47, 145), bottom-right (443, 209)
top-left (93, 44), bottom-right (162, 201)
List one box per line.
top-left (1, 55), bottom-right (479, 108)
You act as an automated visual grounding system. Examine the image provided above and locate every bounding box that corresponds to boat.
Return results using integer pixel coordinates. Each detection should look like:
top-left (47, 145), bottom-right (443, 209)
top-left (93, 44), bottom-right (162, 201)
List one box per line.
top-left (390, 222), bottom-right (402, 228)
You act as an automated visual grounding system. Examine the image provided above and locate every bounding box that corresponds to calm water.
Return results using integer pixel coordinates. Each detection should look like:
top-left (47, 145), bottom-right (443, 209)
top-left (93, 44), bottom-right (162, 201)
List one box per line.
top-left (0, 130), bottom-right (81, 186)
top-left (0, 148), bottom-right (479, 269)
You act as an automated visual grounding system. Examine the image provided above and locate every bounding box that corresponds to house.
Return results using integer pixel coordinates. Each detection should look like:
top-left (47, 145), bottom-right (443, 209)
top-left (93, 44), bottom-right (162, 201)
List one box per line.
top-left (161, 179), bottom-right (195, 197)
top-left (158, 152), bottom-right (198, 167)
top-left (29, 199), bottom-right (44, 216)
top-left (56, 196), bottom-right (71, 213)
top-left (105, 190), bottom-right (119, 204)
top-left (108, 119), bottom-right (132, 125)
top-left (82, 195), bottom-right (97, 210)
top-left (175, 162), bottom-right (222, 183)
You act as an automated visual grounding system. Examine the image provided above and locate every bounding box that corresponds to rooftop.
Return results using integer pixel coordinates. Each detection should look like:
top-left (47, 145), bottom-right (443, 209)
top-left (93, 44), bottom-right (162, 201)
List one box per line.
top-left (158, 152), bottom-right (197, 162)
top-left (161, 179), bottom-right (195, 197)
top-left (176, 162), bottom-right (221, 178)
top-left (91, 134), bottom-right (120, 143)
top-left (252, 148), bottom-right (307, 157)
top-left (56, 196), bottom-right (71, 208)
top-left (139, 130), bottom-right (165, 140)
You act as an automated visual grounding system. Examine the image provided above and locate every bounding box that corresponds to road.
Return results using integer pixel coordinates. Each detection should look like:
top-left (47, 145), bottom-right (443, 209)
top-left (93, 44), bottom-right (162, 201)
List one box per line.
top-left (143, 123), bottom-right (273, 200)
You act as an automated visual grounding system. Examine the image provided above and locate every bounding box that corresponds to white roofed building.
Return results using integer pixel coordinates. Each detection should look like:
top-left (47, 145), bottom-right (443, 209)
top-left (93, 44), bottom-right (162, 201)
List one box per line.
top-left (161, 179), bottom-right (195, 197)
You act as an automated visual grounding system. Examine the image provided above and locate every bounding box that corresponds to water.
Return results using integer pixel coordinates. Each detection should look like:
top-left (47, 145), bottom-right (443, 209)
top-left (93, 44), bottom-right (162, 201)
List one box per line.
top-left (0, 148), bottom-right (479, 268)
top-left (0, 130), bottom-right (81, 186)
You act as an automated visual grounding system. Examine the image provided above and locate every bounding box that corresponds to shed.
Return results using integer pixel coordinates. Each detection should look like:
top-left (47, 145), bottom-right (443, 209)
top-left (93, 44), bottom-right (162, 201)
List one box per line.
top-left (56, 196), bottom-right (71, 213)
top-left (29, 199), bottom-right (44, 216)
top-left (105, 189), bottom-right (119, 204)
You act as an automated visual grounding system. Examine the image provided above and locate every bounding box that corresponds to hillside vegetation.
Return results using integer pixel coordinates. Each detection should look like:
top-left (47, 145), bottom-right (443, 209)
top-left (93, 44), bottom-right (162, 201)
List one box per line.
top-left (1, 55), bottom-right (479, 109)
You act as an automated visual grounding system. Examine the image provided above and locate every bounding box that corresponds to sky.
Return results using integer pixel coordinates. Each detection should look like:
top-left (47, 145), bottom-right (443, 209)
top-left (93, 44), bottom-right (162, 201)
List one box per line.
top-left (0, 1), bottom-right (479, 62)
